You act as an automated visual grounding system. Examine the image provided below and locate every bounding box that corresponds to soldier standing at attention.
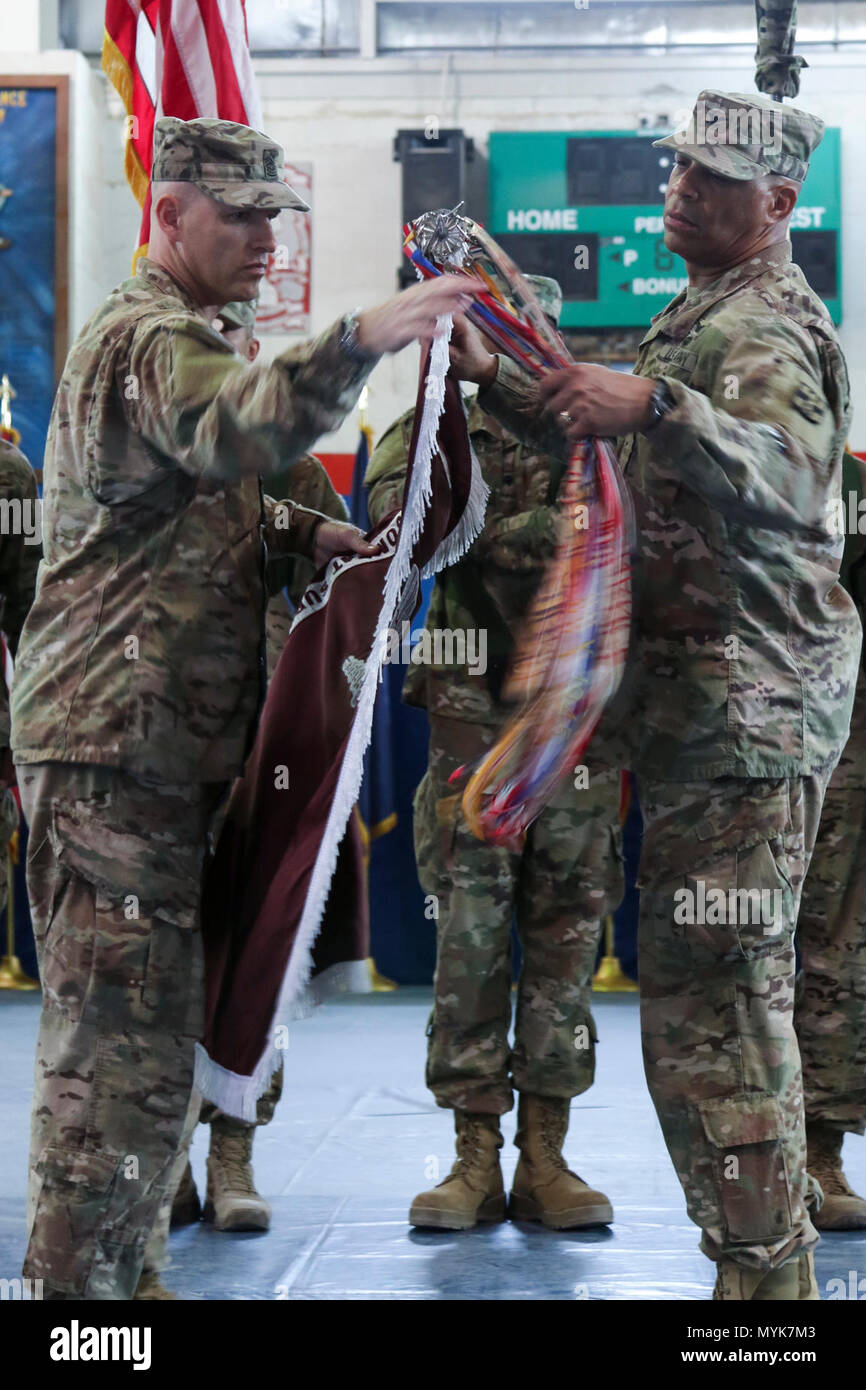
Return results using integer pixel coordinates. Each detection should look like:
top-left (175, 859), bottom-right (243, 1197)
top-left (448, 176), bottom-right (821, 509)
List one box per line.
top-left (796, 447), bottom-right (866, 1229)
top-left (0, 438), bottom-right (40, 917)
top-left (450, 92), bottom-right (857, 1299)
top-left (10, 115), bottom-right (472, 1302)
top-left (365, 276), bottom-right (624, 1233)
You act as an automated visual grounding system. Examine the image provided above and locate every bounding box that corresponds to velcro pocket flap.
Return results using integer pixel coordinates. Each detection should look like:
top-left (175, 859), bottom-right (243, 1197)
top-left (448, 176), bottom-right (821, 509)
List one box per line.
top-left (34, 1144), bottom-right (118, 1194)
top-left (699, 1094), bottom-right (784, 1148)
top-left (693, 786), bottom-right (790, 852)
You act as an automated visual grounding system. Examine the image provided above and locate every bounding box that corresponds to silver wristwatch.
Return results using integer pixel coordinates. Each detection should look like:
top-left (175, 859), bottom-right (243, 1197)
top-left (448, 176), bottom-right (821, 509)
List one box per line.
top-left (339, 309), bottom-right (374, 364)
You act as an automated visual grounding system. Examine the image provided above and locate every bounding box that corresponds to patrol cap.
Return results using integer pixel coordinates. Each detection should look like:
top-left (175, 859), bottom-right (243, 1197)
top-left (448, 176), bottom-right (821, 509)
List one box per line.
top-left (151, 117), bottom-right (309, 211)
top-left (525, 275), bottom-right (563, 325)
top-left (653, 90), bottom-right (824, 182)
top-left (215, 299), bottom-right (258, 332)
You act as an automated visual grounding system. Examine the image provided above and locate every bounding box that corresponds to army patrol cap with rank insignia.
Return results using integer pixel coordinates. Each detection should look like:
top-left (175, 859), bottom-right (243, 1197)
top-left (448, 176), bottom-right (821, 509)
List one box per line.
top-left (524, 275), bottom-right (563, 326)
top-left (151, 116), bottom-right (310, 211)
top-left (653, 90), bottom-right (824, 182)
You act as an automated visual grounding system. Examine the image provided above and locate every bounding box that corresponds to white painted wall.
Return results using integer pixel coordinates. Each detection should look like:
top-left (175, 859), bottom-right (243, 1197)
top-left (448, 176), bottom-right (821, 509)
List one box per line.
top-left (8, 46), bottom-right (866, 450)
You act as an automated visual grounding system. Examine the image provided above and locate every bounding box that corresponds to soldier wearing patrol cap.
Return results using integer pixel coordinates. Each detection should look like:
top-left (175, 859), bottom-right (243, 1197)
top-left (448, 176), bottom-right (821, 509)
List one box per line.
top-left (365, 276), bottom-right (623, 1233)
top-left (451, 93), bottom-right (857, 1298)
top-left (11, 115), bottom-right (471, 1301)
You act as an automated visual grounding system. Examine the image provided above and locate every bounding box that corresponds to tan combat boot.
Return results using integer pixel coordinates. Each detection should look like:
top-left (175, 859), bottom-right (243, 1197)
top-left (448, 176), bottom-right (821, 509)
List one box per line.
top-left (133, 1270), bottom-right (178, 1300)
top-left (170, 1160), bottom-right (202, 1228)
top-left (807, 1122), bottom-right (866, 1230)
top-left (713, 1251), bottom-right (818, 1300)
top-left (409, 1111), bottom-right (507, 1230)
top-left (509, 1094), bottom-right (613, 1229)
top-left (203, 1119), bottom-right (271, 1232)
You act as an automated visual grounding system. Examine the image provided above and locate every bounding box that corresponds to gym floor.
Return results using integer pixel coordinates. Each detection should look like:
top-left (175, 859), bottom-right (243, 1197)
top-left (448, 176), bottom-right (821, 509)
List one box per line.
top-left (2, 989), bottom-right (865, 1300)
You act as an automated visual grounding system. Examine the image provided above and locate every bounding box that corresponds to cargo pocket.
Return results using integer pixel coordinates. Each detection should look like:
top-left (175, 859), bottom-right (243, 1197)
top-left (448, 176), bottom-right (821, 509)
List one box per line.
top-left (40, 866), bottom-right (94, 1024)
top-left (642, 782), bottom-right (795, 967)
top-left (25, 1144), bottom-right (124, 1294)
top-left (141, 905), bottom-right (204, 1038)
top-left (699, 1094), bottom-right (793, 1244)
top-left (48, 800), bottom-right (202, 1034)
top-left (413, 772), bottom-right (459, 894)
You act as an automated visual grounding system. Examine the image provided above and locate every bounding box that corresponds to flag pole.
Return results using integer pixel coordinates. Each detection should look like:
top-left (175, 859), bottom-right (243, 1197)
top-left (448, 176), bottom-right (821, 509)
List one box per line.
top-left (592, 913), bottom-right (638, 993)
top-left (0, 833), bottom-right (39, 990)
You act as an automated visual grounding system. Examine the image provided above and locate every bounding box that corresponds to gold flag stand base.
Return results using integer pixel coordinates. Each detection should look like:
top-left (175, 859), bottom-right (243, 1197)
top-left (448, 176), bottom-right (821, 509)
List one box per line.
top-left (592, 955), bottom-right (638, 993)
top-left (367, 957), bottom-right (397, 992)
top-left (0, 954), bottom-right (39, 990)
top-left (1, 838), bottom-right (39, 989)
top-left (592, 914), bottom-right (638, 993)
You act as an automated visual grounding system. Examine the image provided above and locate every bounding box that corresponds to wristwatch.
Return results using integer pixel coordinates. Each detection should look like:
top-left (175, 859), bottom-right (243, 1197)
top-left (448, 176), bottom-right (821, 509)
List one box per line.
top-left (642, 379), bottom-right (676, 434)
top-left (338, 309), bottom-right (375, 365)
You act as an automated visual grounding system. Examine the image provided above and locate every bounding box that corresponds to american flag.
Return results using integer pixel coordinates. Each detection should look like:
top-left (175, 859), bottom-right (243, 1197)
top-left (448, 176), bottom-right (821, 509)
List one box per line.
top-left (102, 0), bottom-right (262, 261)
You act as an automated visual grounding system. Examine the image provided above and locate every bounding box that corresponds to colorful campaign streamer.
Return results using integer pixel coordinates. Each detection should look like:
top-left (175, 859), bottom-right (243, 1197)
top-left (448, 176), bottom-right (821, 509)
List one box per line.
top-left (404, 208), bottom-right (632, 849)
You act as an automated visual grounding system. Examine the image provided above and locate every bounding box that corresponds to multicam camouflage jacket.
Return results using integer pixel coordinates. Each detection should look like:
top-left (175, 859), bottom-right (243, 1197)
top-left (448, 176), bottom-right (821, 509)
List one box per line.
top-left (0, 439), bottom-right (40, 749)
top-left (829, 450), bottom-right (866, 789)
top-left (484, 242), bottom-right (860, 780)
top-left (265, 454), bottom-right (349, 682)
top-left (11, 259), bottom-right (374, 783)
top-left (365, 395), bottom-right (564, 725)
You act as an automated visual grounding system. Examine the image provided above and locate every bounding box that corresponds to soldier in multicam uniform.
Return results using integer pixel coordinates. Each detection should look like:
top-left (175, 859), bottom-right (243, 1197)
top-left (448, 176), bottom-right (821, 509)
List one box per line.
top-left (451, 92), bottom-right (857, 1298)
top-left (170, 297), bottom-right (351, 1235)
top-left (796, 448), bottom-right (866, 1230)
top-left (365, 276), bottom-right (623, 1232)
top-left (10, 115), bottom-right (472, 1301)
top-left (0, 438), bottom-right (40, 915)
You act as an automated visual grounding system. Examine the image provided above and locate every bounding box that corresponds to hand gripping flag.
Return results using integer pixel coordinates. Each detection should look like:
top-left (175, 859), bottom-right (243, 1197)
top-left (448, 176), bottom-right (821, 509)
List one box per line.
top-left (403, 208), bottom-right (633, 850)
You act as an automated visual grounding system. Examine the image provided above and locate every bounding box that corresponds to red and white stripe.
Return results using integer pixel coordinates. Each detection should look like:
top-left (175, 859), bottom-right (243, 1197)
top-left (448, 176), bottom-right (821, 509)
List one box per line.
top-left (153, 0), bottom-right (262, 128)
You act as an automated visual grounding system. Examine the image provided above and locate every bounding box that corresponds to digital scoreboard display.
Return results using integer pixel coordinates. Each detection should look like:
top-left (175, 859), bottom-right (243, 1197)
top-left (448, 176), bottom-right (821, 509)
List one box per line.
top-left (489, 130), bottom-right (841, 329)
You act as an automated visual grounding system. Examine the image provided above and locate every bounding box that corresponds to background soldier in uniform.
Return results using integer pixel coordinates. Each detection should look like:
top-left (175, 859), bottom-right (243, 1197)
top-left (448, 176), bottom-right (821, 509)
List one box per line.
top-left (0, 437), bottom-right (40, 919)
top-left (10, 115), bottom-right (472, 1301)
top-left (797, 448), bottom-right (866, 1229)
top-left (451, 93), bottom-right (857, 1298)
top-left (366, 276), bottom-right (623, 1232)
top-left (170, 298), bottom-right (351, 1235)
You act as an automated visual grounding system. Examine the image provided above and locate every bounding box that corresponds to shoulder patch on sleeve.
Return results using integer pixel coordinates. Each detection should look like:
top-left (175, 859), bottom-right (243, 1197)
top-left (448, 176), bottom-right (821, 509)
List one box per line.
top-left (791, 380), bottom-right (827, 424)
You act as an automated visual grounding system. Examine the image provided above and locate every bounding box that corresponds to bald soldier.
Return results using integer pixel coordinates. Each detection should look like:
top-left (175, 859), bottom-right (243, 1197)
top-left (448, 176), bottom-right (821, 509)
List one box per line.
top-left (451, 93), bottom-right (857, 1299)
top-left (10, 116), bottom-right (471, 1302)
top-left (366, 277), bottom-right (623, 1233)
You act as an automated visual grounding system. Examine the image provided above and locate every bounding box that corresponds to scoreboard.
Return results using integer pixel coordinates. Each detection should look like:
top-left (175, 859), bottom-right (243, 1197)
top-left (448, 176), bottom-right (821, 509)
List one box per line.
top-left (488, 129), bottom-right (841, 328)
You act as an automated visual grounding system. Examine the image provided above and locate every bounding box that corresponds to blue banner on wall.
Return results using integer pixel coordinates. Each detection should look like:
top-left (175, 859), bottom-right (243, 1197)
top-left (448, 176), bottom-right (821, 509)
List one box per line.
top-left (0, 82), bottom-right (59, 469)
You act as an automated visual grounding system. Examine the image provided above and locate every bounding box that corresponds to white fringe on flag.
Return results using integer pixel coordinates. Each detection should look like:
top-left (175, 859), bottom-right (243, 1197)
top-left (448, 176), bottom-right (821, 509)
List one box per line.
top-left (195, 315), bottom-right (489, 1120)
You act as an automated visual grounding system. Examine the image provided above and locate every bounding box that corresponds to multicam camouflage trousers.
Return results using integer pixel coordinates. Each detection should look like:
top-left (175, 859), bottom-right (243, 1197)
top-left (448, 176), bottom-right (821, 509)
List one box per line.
top-left (796, 779), bottom-right (866, 1134)
top-left (637, 774), bottom-right (829, 1269)
top-left (0, 785), bottom-right (18, 915)
top-left (415, 715), bottom-right (624, 1115)
top-left (19, 762), bottom-right (227, 1300)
